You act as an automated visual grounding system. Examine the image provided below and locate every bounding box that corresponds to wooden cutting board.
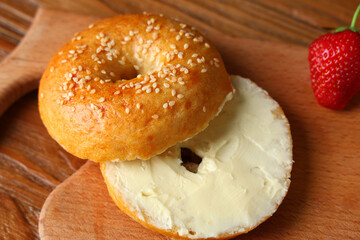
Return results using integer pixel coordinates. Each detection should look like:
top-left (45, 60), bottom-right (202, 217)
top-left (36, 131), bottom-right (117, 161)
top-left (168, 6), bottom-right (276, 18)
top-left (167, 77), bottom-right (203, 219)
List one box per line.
top-left (0, 2), bottom-right (359, 240)
top-left (34, 9), bottom-right (360, 239)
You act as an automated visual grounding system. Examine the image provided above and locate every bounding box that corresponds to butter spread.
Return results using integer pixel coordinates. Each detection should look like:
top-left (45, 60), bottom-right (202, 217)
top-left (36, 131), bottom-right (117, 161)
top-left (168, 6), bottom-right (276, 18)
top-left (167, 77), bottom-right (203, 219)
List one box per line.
top-left (103, 75), bottom-right (293, 239)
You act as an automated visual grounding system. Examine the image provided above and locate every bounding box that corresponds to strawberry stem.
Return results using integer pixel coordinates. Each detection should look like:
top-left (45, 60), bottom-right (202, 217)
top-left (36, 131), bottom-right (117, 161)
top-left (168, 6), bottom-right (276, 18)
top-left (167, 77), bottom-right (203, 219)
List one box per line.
top-left (351, 5), bottom-right (360, 28)
top-left (335, 4), bottom-right (360, 33)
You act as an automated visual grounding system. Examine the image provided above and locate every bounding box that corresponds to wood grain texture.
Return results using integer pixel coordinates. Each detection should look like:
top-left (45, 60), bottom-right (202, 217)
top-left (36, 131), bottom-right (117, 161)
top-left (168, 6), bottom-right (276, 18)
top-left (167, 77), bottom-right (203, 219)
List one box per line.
top-left (0, 0), bottom-right (360, 239)
top-left (0, 8), bottom-right (102, 116)
top-left (38, 33), bottom-right (360, 239)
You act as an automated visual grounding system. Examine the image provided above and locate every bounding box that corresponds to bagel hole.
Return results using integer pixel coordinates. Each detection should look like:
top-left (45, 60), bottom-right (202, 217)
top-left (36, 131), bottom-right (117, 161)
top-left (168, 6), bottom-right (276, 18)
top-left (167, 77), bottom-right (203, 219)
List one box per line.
top-left (189, 231), bottom-right (196, 235)
top-left (180, 148), bottom-right (202, 173)
top-left (117, 67), bottom-right (138, 81)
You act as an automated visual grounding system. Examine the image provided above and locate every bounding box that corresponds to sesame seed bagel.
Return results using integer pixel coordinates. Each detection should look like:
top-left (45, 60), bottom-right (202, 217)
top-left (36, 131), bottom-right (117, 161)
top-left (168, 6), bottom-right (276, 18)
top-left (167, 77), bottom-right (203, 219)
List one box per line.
top-left (100, 76), bottom-right (293, 239)
top-left (38, 14), bottom-right (233, 162)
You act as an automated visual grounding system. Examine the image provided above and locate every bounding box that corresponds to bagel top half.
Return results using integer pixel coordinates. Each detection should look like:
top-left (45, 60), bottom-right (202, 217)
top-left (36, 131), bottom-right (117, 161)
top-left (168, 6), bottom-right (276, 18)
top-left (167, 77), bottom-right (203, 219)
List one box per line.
top-left (38, 14), bottom-right (233, 162)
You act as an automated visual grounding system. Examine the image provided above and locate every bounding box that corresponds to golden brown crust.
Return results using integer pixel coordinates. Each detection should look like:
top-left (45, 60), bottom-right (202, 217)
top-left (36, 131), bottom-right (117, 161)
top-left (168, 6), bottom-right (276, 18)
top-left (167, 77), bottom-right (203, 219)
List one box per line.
top-left (38, 14), bottom-right (233, 162)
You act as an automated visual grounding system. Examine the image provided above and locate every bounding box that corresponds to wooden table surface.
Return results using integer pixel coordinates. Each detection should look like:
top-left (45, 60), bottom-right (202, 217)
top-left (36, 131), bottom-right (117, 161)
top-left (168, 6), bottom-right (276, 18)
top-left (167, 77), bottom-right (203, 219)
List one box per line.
top-left (0, 0), bottom-right (359, 239)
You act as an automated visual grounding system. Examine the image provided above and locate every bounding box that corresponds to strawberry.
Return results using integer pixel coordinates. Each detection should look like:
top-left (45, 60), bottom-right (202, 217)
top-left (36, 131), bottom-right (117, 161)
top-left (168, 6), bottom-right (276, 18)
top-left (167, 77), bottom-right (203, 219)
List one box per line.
top-left (308, 5), bottom-right (360, 110)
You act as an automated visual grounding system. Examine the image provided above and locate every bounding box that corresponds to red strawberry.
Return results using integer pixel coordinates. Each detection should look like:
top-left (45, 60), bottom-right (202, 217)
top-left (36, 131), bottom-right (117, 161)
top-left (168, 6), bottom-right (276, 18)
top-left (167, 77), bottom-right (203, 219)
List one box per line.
top-left (308, 6), bottom-right (360, 110)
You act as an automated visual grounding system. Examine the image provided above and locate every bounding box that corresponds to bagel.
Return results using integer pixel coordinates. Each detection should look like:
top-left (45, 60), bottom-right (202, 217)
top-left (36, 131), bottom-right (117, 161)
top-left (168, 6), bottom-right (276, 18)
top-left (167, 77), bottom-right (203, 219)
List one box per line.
top-left (101, 76), bottom-right (293, 239)
top-left (38, 14), bottom-right (233, 162)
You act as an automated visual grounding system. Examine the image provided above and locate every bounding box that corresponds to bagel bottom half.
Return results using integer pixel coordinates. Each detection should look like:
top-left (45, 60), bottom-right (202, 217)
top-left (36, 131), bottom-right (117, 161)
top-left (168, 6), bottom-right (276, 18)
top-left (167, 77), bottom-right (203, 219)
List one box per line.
top-left (100, 75), bottom-right (293, 239)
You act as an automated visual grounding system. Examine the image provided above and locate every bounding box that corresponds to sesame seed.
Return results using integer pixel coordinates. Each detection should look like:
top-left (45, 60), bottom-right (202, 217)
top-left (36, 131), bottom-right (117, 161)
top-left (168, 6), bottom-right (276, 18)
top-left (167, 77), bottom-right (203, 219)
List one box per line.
top-left (205, 43), bottom-right (210, 48)
top-left (124, 36), bottom-right (131, 41)
top-left (110, 72), bottom-right (115, 77)
top-left (214, 62), bottom-right (220, 68)
top-left (136, 103), bottom-right (141, 109)
top-left (125, 108), bottom-right (130, 114)
top-left (98, 97), bottom-right (105, 102)
top-left (61, 59), bottom-right (67, 63)
top-left (185, 33), bottom-right (193, 38)
top-left (146, 26), bottom-right (153, 32)
top-left (164, 83), bottom-right (170, 88)
top-left (114, 91), bottom-right (120, 95)
top-left (172, 89), bottom-right (176, 96)
top-left (90, 89), bottom-right (96, 94)
top-left (80, 96), bottom-right (85, 100)
top-left (176, 35), bottom-right (181, 41)
top-left (134, 65), bottom-right (140, 70)
top-left (155, 88), bottom-right (160, 93)
top-left (153, 32), bottom-right (159, 40)
top-left (99, 112), bottom-right (104, 118)
top-left (177, 94), bottom-right (184, 99)
top-left (40, 93), bottom-right (44, 98)
top-left (178, 52), bottom-right (183, 59)
top-left (146, 88), bottom-right (152, 93)
top-left (170, 28), bottom-right (176, 32)
top-left (58, 51), bottom-right (63, 55)
top-left (101, 70), bottom-right (106, 74)
top-left (68, 92), bottom-right (74, 97)
top-left (184, 43), bottom-right (189, 50)
top-left (50, 67), bottom-right (54, 72)
top-left (201, 68), bottom-right (207, 73)
top-left (214, 58), bottom-right (220, 62)
top-left (163, 103), bottom-right (168, 108)
top-left (203, 106), bottom-right (206, 112)
top-left (192, 53), bottom-right (198, 58)
top-left (88, 23), bottom-right (94, 29)
top-left (152, 114), bottom-right (159, 119)
top-left (170, 44), bottom-right (176, 49)
top-left (180, 23), bottom-right (186, 28)
top-left (99, 32), bottom-right (104, 38)
top-left (150, 76), bottom-right (156, 82)
top-left (169, 101), bottom-right (175, 107)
